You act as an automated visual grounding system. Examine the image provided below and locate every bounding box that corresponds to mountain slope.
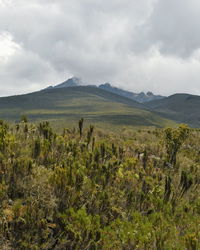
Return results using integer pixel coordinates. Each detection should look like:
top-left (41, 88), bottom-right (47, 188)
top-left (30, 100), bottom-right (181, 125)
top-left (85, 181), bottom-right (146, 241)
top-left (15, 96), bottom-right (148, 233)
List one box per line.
top-left (0, 86), bottom-right (174, 128)
top-left (99, 83), bottom-right (165, 103)
top-left (145, 93), bottom-right (200, 127)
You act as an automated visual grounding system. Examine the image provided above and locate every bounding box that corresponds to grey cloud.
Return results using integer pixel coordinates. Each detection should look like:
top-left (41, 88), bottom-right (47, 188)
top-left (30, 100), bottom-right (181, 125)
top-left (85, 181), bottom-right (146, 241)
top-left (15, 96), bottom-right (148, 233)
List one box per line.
top-left (0, 0), bottom-right (200, 96)
top-left (145, 0), bottom-right (200, 57)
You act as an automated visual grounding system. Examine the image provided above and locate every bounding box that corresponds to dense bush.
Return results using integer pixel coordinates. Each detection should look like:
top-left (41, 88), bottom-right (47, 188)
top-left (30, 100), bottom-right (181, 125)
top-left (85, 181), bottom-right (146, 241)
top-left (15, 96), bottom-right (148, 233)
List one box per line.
top-left (0, 120), bottom-right (199, 249)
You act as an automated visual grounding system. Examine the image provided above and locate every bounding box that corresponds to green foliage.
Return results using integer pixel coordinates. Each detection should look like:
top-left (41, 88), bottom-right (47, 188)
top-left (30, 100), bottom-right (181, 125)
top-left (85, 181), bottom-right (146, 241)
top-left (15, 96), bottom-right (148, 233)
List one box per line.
top-left (0, 120), bottom-right (199, 249)
top-left (164, 124), bottom-right (189, 167)
top-left (32, 138), bottom-right (41, 158)
top-left (20, 114), bottom-right (28, 123)
top-left (79, 118), bottom-right (84, 138)
top-left (0, 120), bottom-right (9, 152)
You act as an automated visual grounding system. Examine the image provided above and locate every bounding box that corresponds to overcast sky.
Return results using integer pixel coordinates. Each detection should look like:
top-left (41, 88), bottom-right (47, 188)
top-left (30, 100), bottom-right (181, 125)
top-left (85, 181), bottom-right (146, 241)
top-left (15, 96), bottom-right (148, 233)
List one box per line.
top-left (1, 0), bottom-right (200, 96)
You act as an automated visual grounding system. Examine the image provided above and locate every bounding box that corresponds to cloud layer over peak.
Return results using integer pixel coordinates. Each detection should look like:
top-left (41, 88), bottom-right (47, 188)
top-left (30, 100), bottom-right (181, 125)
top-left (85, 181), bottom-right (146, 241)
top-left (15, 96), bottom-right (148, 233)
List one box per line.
top-left (1, 0), bottom-right (200, 96)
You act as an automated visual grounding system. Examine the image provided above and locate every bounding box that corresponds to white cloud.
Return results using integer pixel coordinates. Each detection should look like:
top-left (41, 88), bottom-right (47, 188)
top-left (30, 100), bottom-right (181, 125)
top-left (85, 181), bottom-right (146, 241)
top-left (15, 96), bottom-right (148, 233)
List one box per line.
top-left (0, 32), bottom-right (20, 63)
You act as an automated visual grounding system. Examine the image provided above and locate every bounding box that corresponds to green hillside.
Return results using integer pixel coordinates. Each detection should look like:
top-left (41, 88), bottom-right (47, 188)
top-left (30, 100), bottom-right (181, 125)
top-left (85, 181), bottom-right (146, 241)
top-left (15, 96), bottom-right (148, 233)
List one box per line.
top-left (0, 86), bottom-right (175, 129)
top-left (145, 93), bottom-right (200, 127)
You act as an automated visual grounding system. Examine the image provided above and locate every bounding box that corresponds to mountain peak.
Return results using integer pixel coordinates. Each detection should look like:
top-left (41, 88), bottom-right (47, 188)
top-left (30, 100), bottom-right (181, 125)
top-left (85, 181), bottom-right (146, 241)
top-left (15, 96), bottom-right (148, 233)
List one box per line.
top-left (44, 77), bottom-right (165, 103)
top-left (104, 82), bottom-right (112, 87)
top-left (70, 77), bottom-right (83, 85)
top-left (99, 83), bottom-right (165, 103)
top-left (146, 91), bottom-right (153, 96)
top-left (54, 77), bottom-right (83, 88)
top-left (99, 82), bottom-right (113, 88)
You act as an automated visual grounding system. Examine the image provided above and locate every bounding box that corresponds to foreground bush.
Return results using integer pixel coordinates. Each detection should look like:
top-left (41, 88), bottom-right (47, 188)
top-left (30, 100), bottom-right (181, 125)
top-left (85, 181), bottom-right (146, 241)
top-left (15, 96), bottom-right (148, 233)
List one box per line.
top-left (0, 120), bottom-right (199, 249)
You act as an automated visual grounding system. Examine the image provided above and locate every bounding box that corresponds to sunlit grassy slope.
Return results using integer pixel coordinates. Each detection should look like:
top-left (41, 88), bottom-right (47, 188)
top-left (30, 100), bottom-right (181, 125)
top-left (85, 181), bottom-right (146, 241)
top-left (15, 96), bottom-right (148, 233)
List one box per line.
top-left (0, 86), bottom-right (175, 129)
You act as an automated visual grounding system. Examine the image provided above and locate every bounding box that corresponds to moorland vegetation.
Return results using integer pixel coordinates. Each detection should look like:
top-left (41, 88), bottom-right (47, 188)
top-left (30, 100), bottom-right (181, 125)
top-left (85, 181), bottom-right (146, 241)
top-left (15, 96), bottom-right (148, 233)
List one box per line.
top-left (0, 118), bottom-right (200, 249)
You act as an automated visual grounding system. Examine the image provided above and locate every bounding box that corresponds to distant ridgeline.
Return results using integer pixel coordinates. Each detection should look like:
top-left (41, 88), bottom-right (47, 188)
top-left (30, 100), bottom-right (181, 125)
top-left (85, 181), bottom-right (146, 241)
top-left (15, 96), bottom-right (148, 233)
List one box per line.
top-left (45, 77), bottom-right (165, 103)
